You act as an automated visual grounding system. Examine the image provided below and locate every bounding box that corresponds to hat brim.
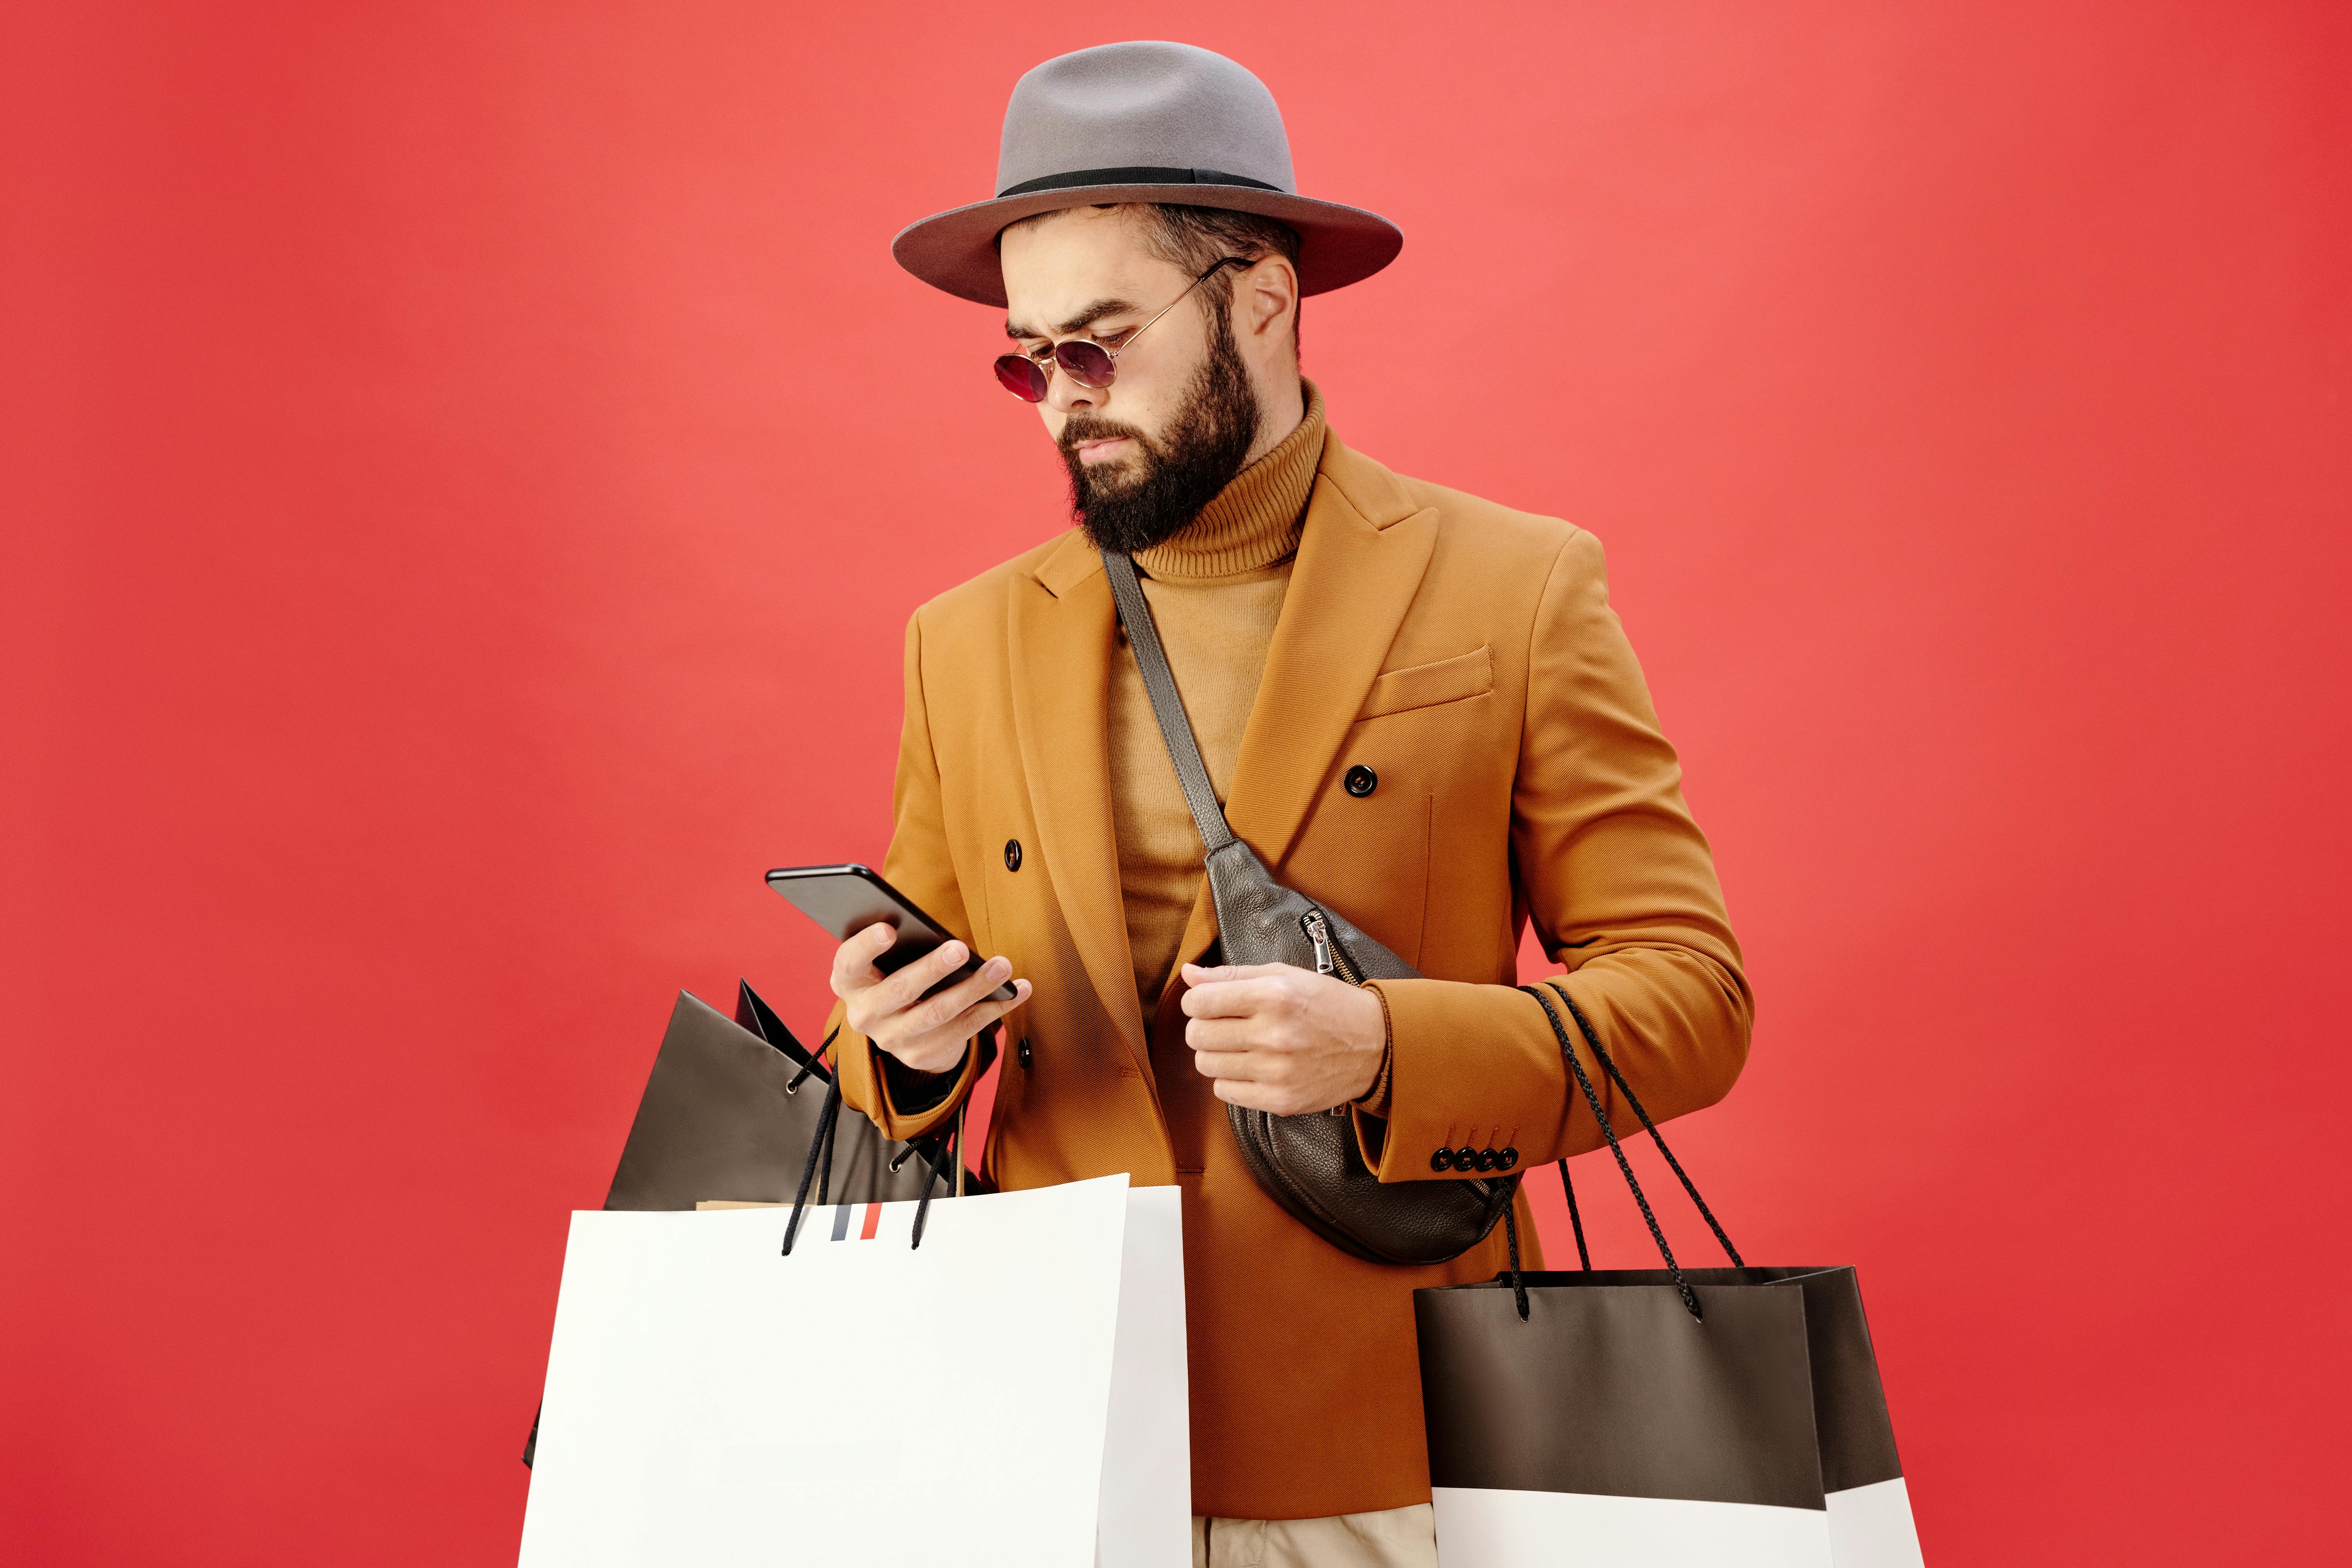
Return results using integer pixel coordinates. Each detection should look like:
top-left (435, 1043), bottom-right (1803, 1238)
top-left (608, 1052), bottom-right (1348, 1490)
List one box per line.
top-left (891, 184), bottom-right (1403, 308)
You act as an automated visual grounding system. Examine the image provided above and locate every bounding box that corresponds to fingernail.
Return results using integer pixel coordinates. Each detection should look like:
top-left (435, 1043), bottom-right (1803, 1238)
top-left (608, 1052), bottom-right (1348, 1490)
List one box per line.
top-left (985, 958), bottom-right (1009, 978)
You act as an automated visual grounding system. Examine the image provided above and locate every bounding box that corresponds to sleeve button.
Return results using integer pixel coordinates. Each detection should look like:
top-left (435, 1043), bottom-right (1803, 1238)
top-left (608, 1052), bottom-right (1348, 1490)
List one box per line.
top-left (1429, 1148), bottom-right (1453, 1172)
top-left (1455, 1146), bottom-right (1479, 1172)
top-left (1497, 1147), bottom-right (1519, 1171)
top-left (1474, 1147), bottom-right (1498, 1172)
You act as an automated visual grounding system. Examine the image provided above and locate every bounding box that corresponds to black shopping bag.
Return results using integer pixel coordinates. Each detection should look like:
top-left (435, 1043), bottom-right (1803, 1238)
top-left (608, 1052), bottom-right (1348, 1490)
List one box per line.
top-left (602, 981), bottom-right (986, 1212)
top-left (525, 980), bottom-right (990, 1465)
top-left (1413, 984), bottom-right (1924, 1567)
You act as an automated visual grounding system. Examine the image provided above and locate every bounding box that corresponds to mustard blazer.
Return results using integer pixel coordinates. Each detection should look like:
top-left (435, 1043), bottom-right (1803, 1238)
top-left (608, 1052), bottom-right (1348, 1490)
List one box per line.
top-left (829, 431), bottom-right (1751, 1520)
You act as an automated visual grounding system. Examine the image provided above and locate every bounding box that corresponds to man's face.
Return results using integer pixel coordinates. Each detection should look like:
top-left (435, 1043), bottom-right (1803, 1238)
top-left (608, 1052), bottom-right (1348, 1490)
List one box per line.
top-left (1000, 207), bottom-right (1260, 554)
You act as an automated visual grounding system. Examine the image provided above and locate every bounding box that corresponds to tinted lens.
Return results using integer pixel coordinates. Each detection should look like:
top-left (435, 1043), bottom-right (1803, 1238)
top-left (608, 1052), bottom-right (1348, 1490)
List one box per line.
top-left (1055, 339), bottom-right (1116, 387)
top-left (994, 354), bottom-right (1049, 401)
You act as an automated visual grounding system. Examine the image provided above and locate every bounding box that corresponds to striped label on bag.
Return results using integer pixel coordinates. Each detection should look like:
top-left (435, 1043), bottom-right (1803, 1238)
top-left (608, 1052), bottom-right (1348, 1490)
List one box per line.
top-left (694, 1198), bottom-right (920, 1245)
top-left (817, 1202), bottom-right (886, 1242)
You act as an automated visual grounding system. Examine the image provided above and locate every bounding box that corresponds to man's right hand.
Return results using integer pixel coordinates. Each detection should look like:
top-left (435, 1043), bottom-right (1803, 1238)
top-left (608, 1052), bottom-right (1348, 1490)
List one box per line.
top-left (829, 923), bottom-right (1032, 1074)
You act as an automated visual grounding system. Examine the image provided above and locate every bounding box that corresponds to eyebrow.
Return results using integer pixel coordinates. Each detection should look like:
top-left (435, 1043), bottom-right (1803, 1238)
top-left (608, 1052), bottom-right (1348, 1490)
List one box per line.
top-left (1004, 296), bottom-right (1145, 341)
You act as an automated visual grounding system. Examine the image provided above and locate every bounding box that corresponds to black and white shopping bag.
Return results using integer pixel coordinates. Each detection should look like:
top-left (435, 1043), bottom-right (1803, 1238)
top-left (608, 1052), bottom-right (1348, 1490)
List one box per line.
top-left (1413, 984), bottom-right (1924, 1567)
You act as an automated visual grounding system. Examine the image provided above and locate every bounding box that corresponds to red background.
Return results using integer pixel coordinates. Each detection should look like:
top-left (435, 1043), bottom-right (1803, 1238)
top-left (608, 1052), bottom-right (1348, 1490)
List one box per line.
top-left (5, 2), bottom-right (2347, 1562)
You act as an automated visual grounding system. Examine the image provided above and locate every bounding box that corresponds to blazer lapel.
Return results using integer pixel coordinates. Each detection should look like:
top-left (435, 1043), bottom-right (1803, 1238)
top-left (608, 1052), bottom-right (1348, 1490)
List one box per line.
top-left (1165, 436), bottom-right (1437, 979)
top-left (1008, 531), bottom-right (1151, 1071)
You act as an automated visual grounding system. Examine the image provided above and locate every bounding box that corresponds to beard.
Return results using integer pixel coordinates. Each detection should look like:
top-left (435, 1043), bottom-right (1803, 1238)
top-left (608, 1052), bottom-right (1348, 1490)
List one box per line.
top-left (1059, 307), bottom-right (1261, 556)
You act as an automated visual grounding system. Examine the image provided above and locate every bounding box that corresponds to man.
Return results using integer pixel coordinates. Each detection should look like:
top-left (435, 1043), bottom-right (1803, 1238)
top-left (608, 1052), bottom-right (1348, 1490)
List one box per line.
top-left (822, 41), bottom-right (1751, 1568)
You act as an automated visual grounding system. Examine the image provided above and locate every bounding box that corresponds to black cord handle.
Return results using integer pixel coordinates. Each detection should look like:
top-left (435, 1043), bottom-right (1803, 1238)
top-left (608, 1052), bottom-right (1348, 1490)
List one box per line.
top-left (1521, 985), bottom-right (1702, 1320)
top-left (783, 1039), bottom-right (965, 1255)
top-left (784, 1025), bottom-right (842, 1096)
top-left (909, 1118), bottom-right (960, 1249)
top-left (1558, 1158), bottom-right (1592, 1271)
top-left (1542, 982), bottom-right (1742, 1268)
top-left (1501, 1203), bottom-right (1531, 1320)
top-left (814, 1079), bottom-right (842, 1207)
top-left (781, 1072), bottom-right (844, 1255)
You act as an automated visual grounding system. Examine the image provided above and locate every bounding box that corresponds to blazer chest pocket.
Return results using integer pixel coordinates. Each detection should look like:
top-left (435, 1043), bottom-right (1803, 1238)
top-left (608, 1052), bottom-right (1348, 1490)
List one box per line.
top-left (1357, 645), bottom-right (1493, 720)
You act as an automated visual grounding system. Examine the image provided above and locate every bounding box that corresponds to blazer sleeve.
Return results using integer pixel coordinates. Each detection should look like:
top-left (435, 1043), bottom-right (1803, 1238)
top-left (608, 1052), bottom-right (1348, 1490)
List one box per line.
top-left (1362, 528), bottom-right (1753, 1178)
top-left (826, 609), bottom-right (985, 1143)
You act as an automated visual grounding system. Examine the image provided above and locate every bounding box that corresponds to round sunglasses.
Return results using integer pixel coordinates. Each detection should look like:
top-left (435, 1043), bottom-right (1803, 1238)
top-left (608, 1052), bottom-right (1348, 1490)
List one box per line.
top-left (993, 256), bottom-right (1251, 403)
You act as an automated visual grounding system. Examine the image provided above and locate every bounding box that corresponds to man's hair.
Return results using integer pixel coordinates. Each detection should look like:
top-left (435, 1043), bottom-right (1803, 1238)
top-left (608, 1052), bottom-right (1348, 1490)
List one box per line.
top-left (1002, 202), bottom-right (1304, 350)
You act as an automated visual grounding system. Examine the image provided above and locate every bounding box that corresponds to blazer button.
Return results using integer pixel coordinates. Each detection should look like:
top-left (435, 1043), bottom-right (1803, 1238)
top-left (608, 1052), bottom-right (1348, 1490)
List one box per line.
top-left (1004, 838), bottom-right (1022, 872)
top-left (1016, 1036), bottom-right (1033, 1068)
top-left (1474, 1147), bottom-right (1498, 1172)
top-left (1344, 764), bottom-right (1377, 798)
top-left (1454, 1146), bottom-right (1479, 1172)
top-left (1497, 1147), bottom-right (1520, 1171)
top-left (1429, 1148), bottom-right (1453, 1172)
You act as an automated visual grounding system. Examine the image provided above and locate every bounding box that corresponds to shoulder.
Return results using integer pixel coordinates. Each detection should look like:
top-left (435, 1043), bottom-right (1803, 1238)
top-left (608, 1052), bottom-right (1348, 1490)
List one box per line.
top-left (906, 528), bottom-right (1090, 643)
top-left (1321, 433), bottom-right (1601, 589)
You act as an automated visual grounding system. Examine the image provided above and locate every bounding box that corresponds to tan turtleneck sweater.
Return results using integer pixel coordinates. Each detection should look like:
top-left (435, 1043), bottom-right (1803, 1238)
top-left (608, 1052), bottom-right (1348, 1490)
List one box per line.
top-left (1109, 382), bottom-right (1326, 1020)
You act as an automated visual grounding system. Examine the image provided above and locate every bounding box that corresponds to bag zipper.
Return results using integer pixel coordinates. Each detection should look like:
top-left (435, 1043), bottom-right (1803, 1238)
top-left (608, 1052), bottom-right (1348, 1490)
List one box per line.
top-left (1303, 909), bottom-right (1334, 974)
top-left (1299, 908), bottom-right (1362, 984)
top-left (1302, 908), bottom-right (1367, 1118)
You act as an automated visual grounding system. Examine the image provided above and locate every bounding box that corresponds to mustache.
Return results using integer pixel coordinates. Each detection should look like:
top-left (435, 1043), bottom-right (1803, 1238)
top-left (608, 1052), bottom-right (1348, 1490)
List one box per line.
top-left (1058, 417), bottom-right (1152, 456)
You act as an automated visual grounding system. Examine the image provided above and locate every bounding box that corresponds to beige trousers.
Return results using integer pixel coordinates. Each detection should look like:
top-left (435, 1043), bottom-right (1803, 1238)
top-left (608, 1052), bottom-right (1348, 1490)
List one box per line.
top-left (1190, 1503), bottom-right (1437, 1568)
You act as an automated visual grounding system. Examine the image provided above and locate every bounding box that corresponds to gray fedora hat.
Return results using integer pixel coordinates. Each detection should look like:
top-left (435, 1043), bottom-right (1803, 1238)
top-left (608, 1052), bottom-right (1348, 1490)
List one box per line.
top-left (893, 41), bottom-right (1403, 308)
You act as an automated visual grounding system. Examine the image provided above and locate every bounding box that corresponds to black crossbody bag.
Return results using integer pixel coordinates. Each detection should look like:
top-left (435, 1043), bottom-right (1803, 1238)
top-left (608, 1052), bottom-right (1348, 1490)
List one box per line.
top-left (1102, 549), bottom-right (1515, 1265)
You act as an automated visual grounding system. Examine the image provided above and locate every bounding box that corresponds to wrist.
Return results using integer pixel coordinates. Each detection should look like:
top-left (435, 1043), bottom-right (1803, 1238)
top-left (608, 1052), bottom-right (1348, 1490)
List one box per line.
top-left (879, 1036), bottom-right (967, 1074)
top-left (1349, 984), bottom-right (1395, 1114)
top-left (878, 1041), bottom-right (968, 1116)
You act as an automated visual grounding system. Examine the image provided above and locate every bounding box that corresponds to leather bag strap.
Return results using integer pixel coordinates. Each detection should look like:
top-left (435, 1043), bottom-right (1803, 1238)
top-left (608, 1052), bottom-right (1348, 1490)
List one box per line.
top-left (1100, 550), bottom-right (1237, 855)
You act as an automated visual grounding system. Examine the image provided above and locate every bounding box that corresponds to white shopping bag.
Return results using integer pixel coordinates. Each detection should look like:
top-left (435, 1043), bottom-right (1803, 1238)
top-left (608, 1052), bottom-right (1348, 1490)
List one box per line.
top-left (519, 1173), bottom-right (1189, 1568)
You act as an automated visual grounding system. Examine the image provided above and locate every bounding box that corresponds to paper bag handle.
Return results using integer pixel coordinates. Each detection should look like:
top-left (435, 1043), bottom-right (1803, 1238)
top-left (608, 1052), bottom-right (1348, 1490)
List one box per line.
top-left (1509, 983), bottom-right (1745, 1321)
top-left (781, 1065), bottom-right (963, 1256)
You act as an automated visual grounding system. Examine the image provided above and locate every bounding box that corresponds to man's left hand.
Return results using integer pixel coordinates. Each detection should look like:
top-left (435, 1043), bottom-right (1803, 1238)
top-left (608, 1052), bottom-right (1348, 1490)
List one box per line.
top-left (1178, 961), bottom-right (1387, 1115)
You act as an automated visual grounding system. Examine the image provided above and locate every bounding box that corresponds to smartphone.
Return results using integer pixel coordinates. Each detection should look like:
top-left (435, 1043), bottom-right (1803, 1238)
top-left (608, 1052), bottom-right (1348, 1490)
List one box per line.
top-left (766, 863), bottom-right (1017, 1004)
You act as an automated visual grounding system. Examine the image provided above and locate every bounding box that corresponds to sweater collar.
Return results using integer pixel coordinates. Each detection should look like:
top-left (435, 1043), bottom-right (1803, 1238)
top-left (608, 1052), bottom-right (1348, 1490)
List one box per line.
top-left (1132, 381), bottom-right (1326, 582)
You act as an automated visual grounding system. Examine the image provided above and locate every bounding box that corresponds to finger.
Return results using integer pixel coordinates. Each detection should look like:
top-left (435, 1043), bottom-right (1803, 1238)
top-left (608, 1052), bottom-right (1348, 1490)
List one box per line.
top-left (1181, 961), bottom-right (1296, 986)
top-left (1183, 1016), bottom-right (1265, 1054)
top-left (1180, 976), bottom-right (1290, 1020)
top-left (916, 977), bottom-right (1033, 1051)
top-left (831, 922), bottom-right (898, 994)
top-left (871, 938), bottom-right (973, 1017)
top-left (898, 954), bottom-right (1015, 1038)
top-left (1187, 1043), bottom-right (1261, 1080)
top-left (1211, 1076), bottom-right (1314, 1114)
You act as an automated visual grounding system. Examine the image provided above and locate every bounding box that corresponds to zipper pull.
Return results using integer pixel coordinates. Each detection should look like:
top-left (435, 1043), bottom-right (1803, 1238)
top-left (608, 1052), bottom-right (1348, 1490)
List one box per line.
top-left (1302, 909), bottom-right (1334, 975)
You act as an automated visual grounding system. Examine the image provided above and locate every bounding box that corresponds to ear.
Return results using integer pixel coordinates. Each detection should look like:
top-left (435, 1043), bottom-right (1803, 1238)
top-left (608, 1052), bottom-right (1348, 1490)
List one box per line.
top-left (1234, 255), bottom-right (1299, 349)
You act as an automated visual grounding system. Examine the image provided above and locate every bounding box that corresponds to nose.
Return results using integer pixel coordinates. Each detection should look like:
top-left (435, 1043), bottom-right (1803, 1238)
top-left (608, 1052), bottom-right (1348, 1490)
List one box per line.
top-left (1044, 356), bottom-right (1099, 416)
